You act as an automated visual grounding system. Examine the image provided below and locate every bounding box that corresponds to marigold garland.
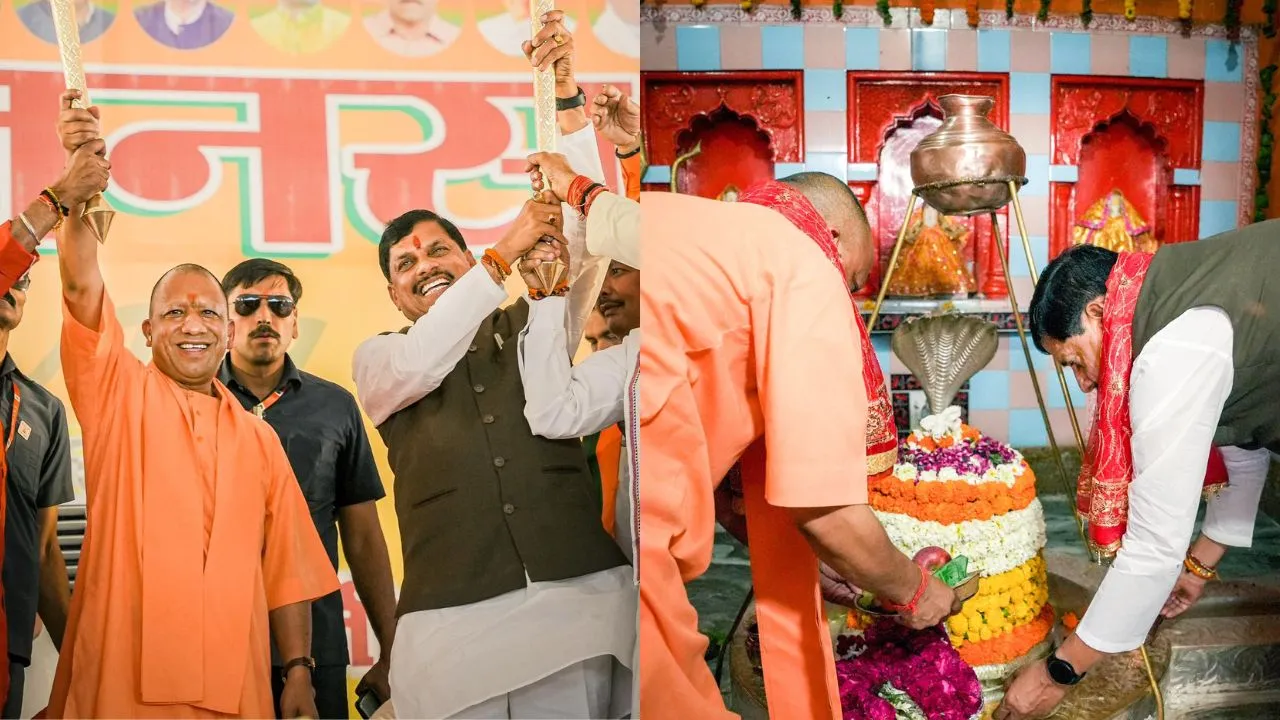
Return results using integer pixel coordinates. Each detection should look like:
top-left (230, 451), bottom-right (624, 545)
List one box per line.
top-left (877, 0), bottom-right (891, 25)
top-left (1256, 64), bottom-right (1277, 222)
top-left (966, 0), bottom-right (979, 27)
top-left (869, 471), bottom-right (1036, 524)
top-left (1081, 0), bottom-right (1093, 26)
top-left (955, 605), bottom-right (1055, 666)
top-left (691, 0), bottom-right (706, 7)
top-left (1124, 0), bottom-right (1136, 21)
top-left (1062, 612), bottom-right (1080, 631)
top-left (920, 0), bottom-right (935, 25)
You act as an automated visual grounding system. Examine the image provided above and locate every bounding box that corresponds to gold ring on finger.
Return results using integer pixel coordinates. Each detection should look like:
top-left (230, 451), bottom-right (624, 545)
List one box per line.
top-left (553, 32), bottom-right (565, 45)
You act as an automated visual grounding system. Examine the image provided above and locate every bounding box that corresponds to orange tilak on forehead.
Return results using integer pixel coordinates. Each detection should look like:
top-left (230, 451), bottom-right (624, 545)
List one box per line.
top-left (412, 234), bottom-right (422, 250)
top-left (187, 293), bottom-right (197, 305)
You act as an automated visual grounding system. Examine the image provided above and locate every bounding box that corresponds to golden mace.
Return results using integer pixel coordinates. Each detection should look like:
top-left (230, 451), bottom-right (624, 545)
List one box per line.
top-left (50, 0), bottom-right (114, 243)
top-left (530, 0), bottom-right (566, 291)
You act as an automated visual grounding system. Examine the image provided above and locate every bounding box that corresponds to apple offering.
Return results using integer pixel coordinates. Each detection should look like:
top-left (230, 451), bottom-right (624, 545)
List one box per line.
top-left (855, 546), bottom-right (981, 615)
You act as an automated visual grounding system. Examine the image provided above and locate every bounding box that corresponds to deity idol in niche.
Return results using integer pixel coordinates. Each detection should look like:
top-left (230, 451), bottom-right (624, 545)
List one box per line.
top-left (885, 204), bottom-right (974, 297)
top-left (718, 185), bottom-right (741, 202)
top-left (1072, 188), bottom-right (1158, 253)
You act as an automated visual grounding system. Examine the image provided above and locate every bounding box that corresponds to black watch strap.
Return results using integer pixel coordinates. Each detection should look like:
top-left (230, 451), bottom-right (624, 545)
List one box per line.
top-left (556, 88), bottom-right (586, 111)
top-left (1046, 651), bottom-right (1085, 686)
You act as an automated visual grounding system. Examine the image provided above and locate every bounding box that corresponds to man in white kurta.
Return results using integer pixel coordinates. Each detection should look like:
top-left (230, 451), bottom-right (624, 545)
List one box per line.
top-left (352, 120), bottom-right (636, 719)
top-left (999, 236), bottom-right (1278, 720)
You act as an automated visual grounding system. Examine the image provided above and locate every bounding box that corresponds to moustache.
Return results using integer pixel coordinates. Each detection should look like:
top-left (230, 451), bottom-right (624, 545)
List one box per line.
top-left (250, 327), bottom-right (279, 339)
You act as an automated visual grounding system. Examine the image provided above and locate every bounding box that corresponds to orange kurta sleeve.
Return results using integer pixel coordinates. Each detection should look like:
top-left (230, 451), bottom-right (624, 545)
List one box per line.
top-left (0, 221), bottom-right (36, 296)
top-left (619, 153), bottom-right (641, 201)
top-left (261, 435), bottom-right (341, 609)
top-left (751, 238), bottom-right (869, 508)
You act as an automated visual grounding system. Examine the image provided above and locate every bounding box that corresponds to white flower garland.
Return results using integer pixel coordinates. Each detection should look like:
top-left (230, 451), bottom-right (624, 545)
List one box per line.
top-left (875, 499), bottom-right (1047, 576)
top-left (891, 456), bottom-right (1026, 488)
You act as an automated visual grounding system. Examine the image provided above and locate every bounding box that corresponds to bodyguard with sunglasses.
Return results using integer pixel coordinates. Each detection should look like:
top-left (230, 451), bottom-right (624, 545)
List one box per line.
top-left (0, 272), bottom-right (74, 719)
top-left (218, 259), bottom-right (397, 719)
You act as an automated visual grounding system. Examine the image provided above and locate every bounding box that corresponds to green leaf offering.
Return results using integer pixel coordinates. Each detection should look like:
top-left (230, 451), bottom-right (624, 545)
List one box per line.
top-left (933, 556), bottom-right (970, 587)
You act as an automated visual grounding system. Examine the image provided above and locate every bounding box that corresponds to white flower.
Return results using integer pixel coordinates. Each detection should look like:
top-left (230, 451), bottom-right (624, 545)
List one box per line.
top-left (919, 405), bottom-right (963, 440)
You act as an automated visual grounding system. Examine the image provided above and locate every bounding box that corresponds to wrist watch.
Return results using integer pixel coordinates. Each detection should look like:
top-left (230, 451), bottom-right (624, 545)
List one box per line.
top-left (1046, 650), bottom-right (1086, 686)
top-left (556, 88), bottom-right (586, 111)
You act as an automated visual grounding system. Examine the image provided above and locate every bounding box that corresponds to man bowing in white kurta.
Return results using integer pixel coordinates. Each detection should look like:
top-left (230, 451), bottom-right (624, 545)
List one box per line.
top-left (997, 236), bottom-right (1280, 720)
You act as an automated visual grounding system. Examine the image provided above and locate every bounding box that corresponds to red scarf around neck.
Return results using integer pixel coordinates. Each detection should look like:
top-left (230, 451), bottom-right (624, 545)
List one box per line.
top-left (722, 181), bottom-right (897, 507)
top-left (1079, 251), bottom-right (1227, 555)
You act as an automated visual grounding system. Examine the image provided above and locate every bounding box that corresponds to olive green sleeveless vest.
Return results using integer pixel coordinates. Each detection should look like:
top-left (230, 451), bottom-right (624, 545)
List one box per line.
top-left (1131, 219), bottom-right (1280, 452)
top-left (377, 299), bottom-right (628, 614)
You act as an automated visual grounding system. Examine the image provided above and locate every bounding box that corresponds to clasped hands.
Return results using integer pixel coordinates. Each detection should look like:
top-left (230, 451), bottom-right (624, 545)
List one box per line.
top-left (53, 89), bottom-right (112, 208)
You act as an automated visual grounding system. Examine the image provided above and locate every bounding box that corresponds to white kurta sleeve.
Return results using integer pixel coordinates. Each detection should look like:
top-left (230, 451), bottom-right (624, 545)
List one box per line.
top-left (352, 264), bottom-right (508, 425)
top-left (1075, 307), bottom-right (1235, 653)
top-left (585, 192), bottom-right (640, 270)
top-left (517, 294), bottom-right (630, 438)
top-left (1202, 445), bottom-right (1271, 547)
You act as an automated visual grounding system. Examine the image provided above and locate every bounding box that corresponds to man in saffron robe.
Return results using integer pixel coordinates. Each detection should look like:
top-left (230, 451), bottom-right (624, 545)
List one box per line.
top-left (998, 233), bottom-right (1280, 719)
top-left (640, 178), bottom-right (961, 720)
top-left (48, 90), bottom-right (340, 719)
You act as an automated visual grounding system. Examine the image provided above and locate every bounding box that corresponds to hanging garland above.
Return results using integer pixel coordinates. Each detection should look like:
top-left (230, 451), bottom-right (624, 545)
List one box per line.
top-left (834, 0), bottom-right (845, 19)
top-left (1081, 0), bottom-right (1093, 27)
top-left (1005, 0), bottom-right (1014, 20)
top-left (966, 0), bottom-right (979, 27)
top-left (1178, 0), bottom-right (1193, 36)
top-left (1124, 0), bottom-right (1136, 21)
top-left (1265, 0), bottom-right (1277, 37)
top-left (1225, 0), bottom-right (1243, 41)
top-left (877, 0), bottom-right (891, 25)
top-left (921, 0), bottom-right (935, 25)
top-left (791, 0), bottom-right (801, 19)
top-left (1038, 0), bottom-right (1051, 22)
top-left (1257, 63), bottom-right (1277, 223)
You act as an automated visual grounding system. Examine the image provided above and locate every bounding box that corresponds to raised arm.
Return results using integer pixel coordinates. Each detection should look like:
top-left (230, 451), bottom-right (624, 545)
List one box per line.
top-left (54, 90), bottom-right (113, 330)
top-left (526, 152), bottom-right (640, 270)
top-left (518, 294), bottom-right (631, 438)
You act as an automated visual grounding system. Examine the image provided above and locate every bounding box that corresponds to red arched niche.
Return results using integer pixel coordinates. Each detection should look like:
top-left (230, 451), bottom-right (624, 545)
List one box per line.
top-left (641, 71), bottom-right (803, 192)
top-left (672, 109), bottom-right (774, 198)
top-left (1061, 113), bottom-right (1170, 256)
top-left (1049, 76), bottom-right (1202, 259)
top-left (847, 71), bottom-right (1011, 300)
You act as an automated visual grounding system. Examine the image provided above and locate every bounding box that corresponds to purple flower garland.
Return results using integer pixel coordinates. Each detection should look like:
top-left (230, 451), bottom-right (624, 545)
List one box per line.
top-left (898, 436), bottom-right (1018, 476)
top-left (834, 621), bottom-right (983, 720)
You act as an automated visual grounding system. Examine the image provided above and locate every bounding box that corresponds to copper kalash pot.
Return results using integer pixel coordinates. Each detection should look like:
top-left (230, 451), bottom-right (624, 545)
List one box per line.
top-left (910, 95), bottom-right (1027, 216)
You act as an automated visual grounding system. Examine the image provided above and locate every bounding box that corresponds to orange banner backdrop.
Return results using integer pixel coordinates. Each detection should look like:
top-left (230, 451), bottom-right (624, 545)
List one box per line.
top-left (1, 0), bottom-right (638, 709)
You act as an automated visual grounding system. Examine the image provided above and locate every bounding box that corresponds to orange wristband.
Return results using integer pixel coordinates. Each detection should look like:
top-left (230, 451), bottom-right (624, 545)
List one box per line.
top-left (483, 248), bottom-right (512, 276)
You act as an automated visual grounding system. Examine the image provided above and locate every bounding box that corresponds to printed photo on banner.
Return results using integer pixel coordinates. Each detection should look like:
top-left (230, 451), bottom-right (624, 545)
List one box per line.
top-left (16, 0), bottom-right (115, 45)
top-left (363, 0), bottom-right (462, 58)
top-left (251, 0), bottom-right (352, 55)
top-left (593, 0), bottom-right (637, 58)
top-left (134, 0), bottom-right (235, 50)
top-left (475, 0), bottom-right (576, 58)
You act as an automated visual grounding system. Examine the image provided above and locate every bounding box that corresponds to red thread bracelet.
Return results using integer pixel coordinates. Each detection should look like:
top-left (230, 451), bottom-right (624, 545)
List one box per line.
top-left (883, 565), bottom-right (929, 615)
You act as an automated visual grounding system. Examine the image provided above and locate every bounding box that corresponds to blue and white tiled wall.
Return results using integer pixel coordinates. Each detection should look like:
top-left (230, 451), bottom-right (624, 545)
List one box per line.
top-left (643, 11), bottom-right (1254, 445)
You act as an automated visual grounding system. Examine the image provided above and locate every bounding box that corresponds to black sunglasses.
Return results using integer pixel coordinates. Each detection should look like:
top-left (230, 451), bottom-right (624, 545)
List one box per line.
top-left (233, 294), bottom-right (295, 318)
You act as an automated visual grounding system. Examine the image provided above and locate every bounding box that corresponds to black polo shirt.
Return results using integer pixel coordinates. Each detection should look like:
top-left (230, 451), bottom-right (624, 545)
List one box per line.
top-left (219, 354), bottom-right (385, 667)
top-left (0, 354), bottom-right (73, 665)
